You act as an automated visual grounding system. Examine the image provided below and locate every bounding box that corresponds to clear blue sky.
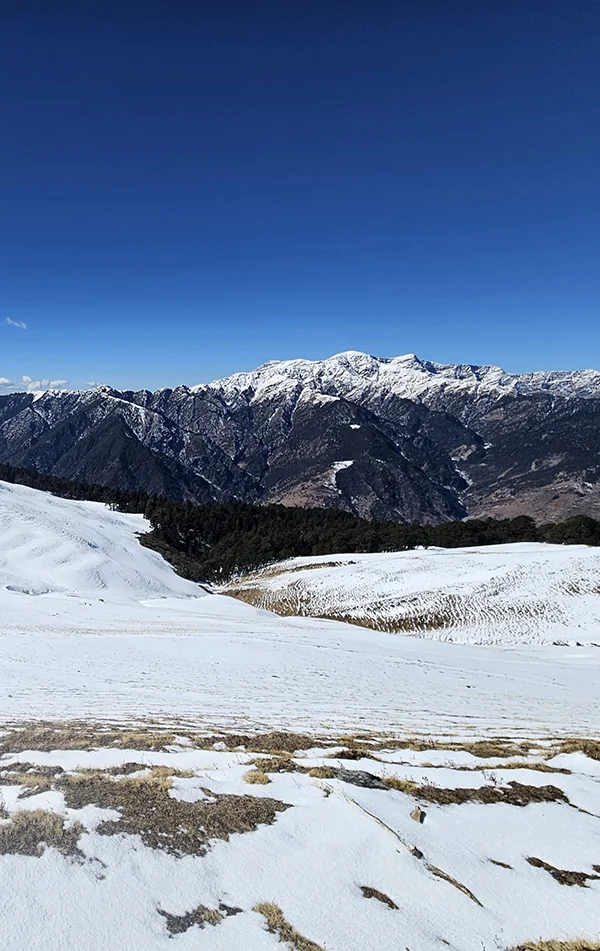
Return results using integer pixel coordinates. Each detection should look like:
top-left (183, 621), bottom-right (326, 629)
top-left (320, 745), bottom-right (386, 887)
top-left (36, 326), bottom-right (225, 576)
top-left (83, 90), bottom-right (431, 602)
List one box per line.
top-left (1, 1), bottom-right (598, 392)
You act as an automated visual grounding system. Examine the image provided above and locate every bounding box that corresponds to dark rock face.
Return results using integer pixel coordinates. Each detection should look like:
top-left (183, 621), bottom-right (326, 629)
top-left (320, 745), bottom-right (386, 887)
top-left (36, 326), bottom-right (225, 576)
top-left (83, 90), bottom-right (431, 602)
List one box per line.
top-left (1, 351), bottom-right (599, 522)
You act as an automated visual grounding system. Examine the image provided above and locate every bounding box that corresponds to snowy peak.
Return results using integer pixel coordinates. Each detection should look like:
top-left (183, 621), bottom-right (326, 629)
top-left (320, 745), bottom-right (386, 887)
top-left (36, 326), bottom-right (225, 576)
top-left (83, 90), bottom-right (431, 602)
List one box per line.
top-left (197, 351), bottom-right (600, 406)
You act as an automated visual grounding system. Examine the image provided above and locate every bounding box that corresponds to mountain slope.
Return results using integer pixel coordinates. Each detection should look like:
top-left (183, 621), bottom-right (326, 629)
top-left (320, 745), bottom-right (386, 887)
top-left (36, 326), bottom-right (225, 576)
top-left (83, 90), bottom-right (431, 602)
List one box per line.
top-left (0, 479), bottom-right (202, 599)
top-left (1, 351), bottom-right (599, 521)
top-left (222, 543), bottom-right (600, 646)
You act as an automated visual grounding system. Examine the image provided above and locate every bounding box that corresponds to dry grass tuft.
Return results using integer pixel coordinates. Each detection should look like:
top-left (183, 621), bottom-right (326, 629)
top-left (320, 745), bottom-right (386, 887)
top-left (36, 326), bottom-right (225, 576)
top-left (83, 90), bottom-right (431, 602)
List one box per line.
top-left (334, 747), bottom-right (372, 761)
top-left (252, 754), bottom-right (297, 774)
top-left (557, 740), bottom-right (600, 762)
top-left (308, 766), bottom-right (335, 779)
top-left (158, 902), bottom-right (242, 935)
top-left (508, 941), bottom-right (600, 950)
top-left (58, 773), bottom-right (289, 856)
top-left (254, 902), bottom-right (325, 951)
top-left (383, 776), bottom-right (418, 795)
top-left (0, 809), bottom-right (84, 858)
top-left (360, 885), bottom-right (398, 910)
top-left (244, 769), bottom-right (271, 785)
top-left (489, 859), bottom-right (513, 869)
top-left (526, 857), bottom-right (600, 888)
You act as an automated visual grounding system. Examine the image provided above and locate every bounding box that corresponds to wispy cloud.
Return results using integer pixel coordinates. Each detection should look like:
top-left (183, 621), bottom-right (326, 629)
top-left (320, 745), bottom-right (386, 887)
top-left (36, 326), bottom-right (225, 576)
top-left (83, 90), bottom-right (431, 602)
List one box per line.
top-left (0, 377), bottom-right (13, 386)
top-left (5, 317), bottom-right (27, 330)
top-left (21, 375), bottom-right (68, 393)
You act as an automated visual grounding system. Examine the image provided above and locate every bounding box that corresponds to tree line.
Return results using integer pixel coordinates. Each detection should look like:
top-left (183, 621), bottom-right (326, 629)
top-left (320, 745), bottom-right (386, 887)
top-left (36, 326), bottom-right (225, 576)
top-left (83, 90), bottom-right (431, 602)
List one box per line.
top-left (2, 462), bottom-right (599, 583)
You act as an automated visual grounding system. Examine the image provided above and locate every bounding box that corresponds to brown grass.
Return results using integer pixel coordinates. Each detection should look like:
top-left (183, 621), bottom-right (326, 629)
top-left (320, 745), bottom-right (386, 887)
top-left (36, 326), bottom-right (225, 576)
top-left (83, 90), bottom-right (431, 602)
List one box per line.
top-left (308, 767), bottom-right (335, 779)
top-left (334, 747), bottom-right (373, 761)
top-left (0, 722), bottom-right (177, 753)
top-left (558, 740), bottom-right (600, 761)
top-left (489, 859), bottom-right (513, 869)
top-left (194, 731), bottom-right (319, 754)
top-left (244, 769), bottom-right (271, 785)
top-left (526, 857), bottom-right (600, 887)
top-left (254, 903), bottom-right (325, 951)
top-left (58, 773), bottom-right (289, 856)
top-left (360, 886), bottom-right (398, 910)
top-left (158, 902), bottom-right (242, 935)
top-left (0, 763), bottom-right (66, 798)
top-left (508, 941), bottom-right (600, 950)
top-left (0, 809), bottom-right (84, 858)
top-left (383, 776), bottom-right (568, 807)
top-left (252, 754), bottom-right (297, 773)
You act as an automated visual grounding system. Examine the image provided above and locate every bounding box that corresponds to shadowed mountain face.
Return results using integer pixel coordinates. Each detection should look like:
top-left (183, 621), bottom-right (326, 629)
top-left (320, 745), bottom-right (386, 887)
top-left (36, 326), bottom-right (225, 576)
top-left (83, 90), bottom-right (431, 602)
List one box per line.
top-left (1, 352), bottom-right (599, 522)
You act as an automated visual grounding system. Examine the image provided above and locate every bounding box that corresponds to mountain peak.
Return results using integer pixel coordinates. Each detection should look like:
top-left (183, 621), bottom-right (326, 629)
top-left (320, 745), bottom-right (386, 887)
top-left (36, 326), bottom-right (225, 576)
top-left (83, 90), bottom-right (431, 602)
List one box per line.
top-left (198, 351), bottom-right (600, 406)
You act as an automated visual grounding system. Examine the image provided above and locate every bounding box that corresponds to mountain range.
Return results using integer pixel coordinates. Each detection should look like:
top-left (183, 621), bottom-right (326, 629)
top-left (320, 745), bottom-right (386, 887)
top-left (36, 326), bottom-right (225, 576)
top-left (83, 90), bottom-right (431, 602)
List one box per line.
top-left (1, 351), bottom-right (599, 523)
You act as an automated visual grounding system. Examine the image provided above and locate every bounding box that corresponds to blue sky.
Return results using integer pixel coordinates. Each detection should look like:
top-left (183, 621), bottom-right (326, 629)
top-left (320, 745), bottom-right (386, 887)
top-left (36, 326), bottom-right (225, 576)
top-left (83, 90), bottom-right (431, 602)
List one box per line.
top-left (1, 1), bottom-right (598, 392)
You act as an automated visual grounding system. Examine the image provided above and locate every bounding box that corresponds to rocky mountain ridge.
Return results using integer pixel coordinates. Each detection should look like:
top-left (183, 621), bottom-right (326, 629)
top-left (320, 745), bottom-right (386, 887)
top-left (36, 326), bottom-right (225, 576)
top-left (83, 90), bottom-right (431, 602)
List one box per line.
top-left (1, 351), bottom-right (599, 522)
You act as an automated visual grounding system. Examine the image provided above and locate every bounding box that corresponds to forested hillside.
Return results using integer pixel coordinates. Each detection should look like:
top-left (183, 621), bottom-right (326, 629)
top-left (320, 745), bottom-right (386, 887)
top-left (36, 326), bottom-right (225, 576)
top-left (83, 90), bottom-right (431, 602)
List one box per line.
top-left (2, 462), bottom-right (599, 582)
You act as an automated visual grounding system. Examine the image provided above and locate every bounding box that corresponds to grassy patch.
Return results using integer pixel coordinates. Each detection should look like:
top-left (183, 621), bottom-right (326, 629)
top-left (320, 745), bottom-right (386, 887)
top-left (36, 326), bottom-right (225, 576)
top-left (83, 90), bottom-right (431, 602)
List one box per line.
top-left (383, 776), bottom-right (568, 807)
top-left (252, 754), bottom-right (297, 773)
top-left (0, 809), bottom-right (84, 858)
top-left (254, 903), bottom-right (325, 951)
top-left (0, 763), bottom-right (66, 798)
top-left (526, 857), bottom-right (600, 887)
top-left (360, 886), bottom-right (398, 910)
top-left (558, 740), bottom-right (600, 761)
top-left (244, 769), bottom-right (271, 785)
top-left (308, 766), bottom-right (335, 779)
top-left (0, 722), bottom-right (178, 753)
top-left (158, 902), bottom-right (242, 935)
top-left (58, 773), bottom-right (289, 856)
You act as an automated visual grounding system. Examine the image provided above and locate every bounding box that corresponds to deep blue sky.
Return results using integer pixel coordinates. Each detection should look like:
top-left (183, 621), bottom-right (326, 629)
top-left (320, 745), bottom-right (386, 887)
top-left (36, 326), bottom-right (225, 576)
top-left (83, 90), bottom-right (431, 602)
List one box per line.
top-left (1, 1), bottom-right (598, 392)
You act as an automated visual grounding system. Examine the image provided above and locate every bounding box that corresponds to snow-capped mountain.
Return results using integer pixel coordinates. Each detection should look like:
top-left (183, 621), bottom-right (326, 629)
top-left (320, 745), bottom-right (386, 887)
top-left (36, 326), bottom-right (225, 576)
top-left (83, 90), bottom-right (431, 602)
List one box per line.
top-left (199, 351), bottom-right (600, 408)
top-left (1, 351), bottom-right (599, 522)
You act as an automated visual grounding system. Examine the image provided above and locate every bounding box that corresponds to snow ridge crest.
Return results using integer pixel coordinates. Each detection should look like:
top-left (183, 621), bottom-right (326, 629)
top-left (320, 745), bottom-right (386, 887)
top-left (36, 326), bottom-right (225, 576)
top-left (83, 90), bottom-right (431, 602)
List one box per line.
top-left (192, 351), bottom-right (600, 405)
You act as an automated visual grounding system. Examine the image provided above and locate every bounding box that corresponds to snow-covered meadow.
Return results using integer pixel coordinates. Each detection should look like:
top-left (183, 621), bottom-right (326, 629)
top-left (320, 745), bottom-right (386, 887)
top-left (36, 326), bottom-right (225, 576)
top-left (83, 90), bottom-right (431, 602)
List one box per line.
top-left (223, 544), bottom-right (600, 645)
top-left (0, 729), bottom-right (599, 951)
top-left (1, 479), bottom-right (599, 950)
top-left (0, 480), bottom-right (599, 735)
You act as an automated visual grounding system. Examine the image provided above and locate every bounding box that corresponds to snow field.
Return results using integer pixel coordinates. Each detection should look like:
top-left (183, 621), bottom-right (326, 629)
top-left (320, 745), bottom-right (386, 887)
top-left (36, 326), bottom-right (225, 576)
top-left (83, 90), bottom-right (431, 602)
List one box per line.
top-left (0, 480), bottom-right (599, 735)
